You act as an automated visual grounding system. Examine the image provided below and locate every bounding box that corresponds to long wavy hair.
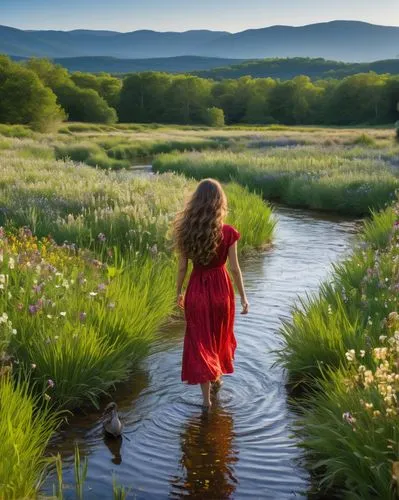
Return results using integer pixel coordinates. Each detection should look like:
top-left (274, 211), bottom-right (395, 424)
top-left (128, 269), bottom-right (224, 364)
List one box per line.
top-left (174, 179), bottom-right (227, 265)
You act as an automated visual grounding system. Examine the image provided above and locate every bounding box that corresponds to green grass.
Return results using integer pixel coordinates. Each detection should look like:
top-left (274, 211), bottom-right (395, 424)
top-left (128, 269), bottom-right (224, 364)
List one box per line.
top-left (153, 149), bottom-right (399, 215)
top-left (299, 370), bottom-right (397, 499)
top-left (278, 203), bottom-right (399, 497)
top-left (0, 123), bottom-right (35, 138)
top-left (0, 376), bottom-right (61, 500)
top-left (0, 149), bottom-right (274, 256)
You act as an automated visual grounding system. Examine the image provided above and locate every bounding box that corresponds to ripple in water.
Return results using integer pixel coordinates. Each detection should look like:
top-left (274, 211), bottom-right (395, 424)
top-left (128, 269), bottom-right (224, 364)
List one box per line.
top-left (45, 207), bottom-right (358, 499)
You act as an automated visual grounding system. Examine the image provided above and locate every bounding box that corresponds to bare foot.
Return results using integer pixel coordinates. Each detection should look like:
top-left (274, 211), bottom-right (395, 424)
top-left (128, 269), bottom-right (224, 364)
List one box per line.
top-left (202, 400), bottom-right (212, 410)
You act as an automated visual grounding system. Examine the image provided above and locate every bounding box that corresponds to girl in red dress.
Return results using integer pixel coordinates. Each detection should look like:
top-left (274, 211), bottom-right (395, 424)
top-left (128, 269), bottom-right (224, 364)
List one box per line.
top-left (174, 179), bottom-right (249, 408)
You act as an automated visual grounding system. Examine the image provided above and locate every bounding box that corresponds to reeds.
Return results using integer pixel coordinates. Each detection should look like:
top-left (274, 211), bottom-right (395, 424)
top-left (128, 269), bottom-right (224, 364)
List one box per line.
top-left (153, 148), bottom-right (399, 215)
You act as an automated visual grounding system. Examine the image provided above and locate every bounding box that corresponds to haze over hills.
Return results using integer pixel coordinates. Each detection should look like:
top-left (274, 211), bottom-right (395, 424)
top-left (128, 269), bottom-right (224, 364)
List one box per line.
top-left (2, 21), bottom-right (399, 62)
top-left (10, 55), bottom-right (245, 74)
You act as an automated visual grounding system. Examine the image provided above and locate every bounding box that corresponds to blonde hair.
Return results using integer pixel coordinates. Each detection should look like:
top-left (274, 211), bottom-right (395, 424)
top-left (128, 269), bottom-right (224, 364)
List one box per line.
top-left (173, 178), bottom-right (227, 265)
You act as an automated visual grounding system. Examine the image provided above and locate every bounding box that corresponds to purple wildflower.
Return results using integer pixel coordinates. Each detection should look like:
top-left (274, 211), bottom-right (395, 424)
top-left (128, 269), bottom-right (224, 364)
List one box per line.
top-left (47, 379), bottom-right (55, 389)
top-left (97, 233), bottom-right (106, 243)
top-left (79, 312), bottom-right (87, 323)
top-left (29, 304), bottom-right (38, 315)
top-left (97, 283), bottom-right (106, 292)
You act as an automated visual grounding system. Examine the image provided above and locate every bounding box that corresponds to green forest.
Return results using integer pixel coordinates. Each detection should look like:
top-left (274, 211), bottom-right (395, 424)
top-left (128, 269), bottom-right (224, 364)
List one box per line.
top-left (1, 55), bottom-right (399, 130)
top-left (193, 57), bottom-right (399, 81)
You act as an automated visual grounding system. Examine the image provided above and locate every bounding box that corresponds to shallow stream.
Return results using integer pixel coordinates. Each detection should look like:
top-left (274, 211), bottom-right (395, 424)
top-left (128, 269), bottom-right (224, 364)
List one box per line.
top-left (45, 203), bottom-right (358, 499)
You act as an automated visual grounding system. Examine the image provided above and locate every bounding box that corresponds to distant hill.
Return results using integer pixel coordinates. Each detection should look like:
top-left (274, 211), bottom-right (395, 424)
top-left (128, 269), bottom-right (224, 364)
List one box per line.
top-left (193, 57), bottom-right (399, 80)
top-left (10, 55), bottom-right (245, 74)
top-left (2, 21), bottom-right (399, 62)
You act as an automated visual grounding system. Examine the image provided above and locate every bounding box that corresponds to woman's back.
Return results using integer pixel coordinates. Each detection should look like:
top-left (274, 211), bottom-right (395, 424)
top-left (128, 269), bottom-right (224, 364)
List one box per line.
top-left (192, 224), bottom-right (240, 270)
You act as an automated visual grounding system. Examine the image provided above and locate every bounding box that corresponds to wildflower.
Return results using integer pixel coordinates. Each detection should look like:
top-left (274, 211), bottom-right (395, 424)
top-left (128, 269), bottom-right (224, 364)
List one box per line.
top-left (379, 335), bottom-right (387, 343)
top-left (47, 379), bottom-right (55, 389)
top-left (98, 233), bottom-right (106, 243)
top-left (97, 283), bottom-right (106, 292)
top-left (364, 402), bottom-right (374, 410)
top-left (107, 302), bottom-right (115, 309)
top-left (342, 412), bottom-right (356, 425)
top-left (44, 393), bottom-right (51, 401)
top-left (8, 257), bottom-right (15, 269)
top-left (364, 370), bottom-right (374, 386)
top-left (388, 311), bottom-right (399, 324)
top-left (374, 347), bottom-right (388, 360)
top-left (358, 365), bottom-right (366, 372)
top-left (360, 350), bottom-right (366, 358)
top-left (0, 274), bottom-right (6, 284)
top-left (46, 314), bottom-right (53, 319)
top-left (29, 304), bottom-right (38, 315)
top-left (31, 363), bottom-right (36, 369)
top-left (89, 291), bottom-right (98, 297)
top-left (387, 408), bottom-right (396, 417)
top-left (12, 329), bottom-right (17, 335)
top-left (373, 410), bottom-right (381, 418)
top-left (345, 349), bottom-right (356, 362)
top-left (59, 311), bottom-right (66, 317)
top-left (79, 312), bottom-right (87, 323)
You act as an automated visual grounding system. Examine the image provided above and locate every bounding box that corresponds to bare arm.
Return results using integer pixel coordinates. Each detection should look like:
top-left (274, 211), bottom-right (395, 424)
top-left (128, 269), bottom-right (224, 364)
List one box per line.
top-left (227, 242), bottom-right (249, 314)
top-left (176, 254), bottom-right (188, 309)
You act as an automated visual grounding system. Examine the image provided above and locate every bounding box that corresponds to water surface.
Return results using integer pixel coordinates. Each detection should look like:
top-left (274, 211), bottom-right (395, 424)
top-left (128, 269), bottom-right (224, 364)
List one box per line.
top-left (47, 206), bottom-right (358, 499)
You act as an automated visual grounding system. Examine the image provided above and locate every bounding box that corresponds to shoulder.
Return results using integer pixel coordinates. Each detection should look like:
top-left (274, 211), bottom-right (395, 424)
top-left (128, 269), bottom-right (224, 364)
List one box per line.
top-left (223, 224), bottom-right (241, 245)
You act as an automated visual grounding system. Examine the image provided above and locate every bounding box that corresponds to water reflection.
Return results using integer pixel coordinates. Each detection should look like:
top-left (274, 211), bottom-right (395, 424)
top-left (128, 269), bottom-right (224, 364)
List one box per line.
top-left (104, 434), bottom-right (123, 465)
top-left (170, 403), bottom-right (238, 499)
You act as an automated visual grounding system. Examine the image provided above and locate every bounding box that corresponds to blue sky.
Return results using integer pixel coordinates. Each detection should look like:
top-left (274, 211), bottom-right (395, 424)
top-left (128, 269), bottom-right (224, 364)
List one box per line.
top-left (1, 0), bottom-right (398, 32)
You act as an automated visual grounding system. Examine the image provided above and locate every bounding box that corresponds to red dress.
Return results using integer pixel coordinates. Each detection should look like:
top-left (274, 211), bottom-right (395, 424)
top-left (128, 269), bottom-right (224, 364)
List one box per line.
top-left (182, 224), bottom-right (240, 384)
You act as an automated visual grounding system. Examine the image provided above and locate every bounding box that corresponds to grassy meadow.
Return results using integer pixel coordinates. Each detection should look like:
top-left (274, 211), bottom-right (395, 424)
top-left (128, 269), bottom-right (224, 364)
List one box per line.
top-left (0, 126), bottom-right (274, 498)
top-left (154, 145), bottom-right (399, 215)
top-left (1, 121), bottom-right (399, 497)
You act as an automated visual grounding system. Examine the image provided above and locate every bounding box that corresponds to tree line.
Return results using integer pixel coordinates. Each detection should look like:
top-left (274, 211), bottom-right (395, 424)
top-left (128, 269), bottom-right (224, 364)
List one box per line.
top-left (0, 55), bottom-right (398, 130)
top-left (192, 57), bottom-right (399, 81)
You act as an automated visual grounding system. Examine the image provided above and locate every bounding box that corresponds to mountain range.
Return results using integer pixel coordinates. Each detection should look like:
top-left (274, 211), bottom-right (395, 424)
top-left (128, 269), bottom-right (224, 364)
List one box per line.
top-left (2, 21), bottom-right (399, 63)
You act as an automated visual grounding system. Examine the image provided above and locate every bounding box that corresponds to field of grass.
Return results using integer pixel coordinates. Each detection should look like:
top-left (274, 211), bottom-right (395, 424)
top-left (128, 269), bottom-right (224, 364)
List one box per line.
top-left (0, 138), bottom-right (274, 495)
top-left (277, 205), bottom-right (399, 498)
top-left (1, 122), bottom-right (397, 171)
top-left (153, 147), bottom-right (399, 215)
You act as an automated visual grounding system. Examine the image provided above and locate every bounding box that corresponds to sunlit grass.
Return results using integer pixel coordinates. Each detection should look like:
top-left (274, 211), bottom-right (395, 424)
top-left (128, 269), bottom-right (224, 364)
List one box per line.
top-left (154, 149), bottom-right (399, 215)
top-left (278, 203), bottom-right (399, 497)
top-left (0, 376), bottom-right (61, 500)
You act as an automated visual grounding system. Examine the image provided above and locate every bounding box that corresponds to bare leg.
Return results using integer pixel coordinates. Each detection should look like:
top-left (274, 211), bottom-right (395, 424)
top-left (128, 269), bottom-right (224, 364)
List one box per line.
top-left (200, 382), bottom-right (211, 407)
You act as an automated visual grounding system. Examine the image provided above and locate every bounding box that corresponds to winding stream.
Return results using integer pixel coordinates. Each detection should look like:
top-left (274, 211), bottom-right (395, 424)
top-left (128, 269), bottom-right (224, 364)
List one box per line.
top-left (46, 206), bottom-right (358, 499)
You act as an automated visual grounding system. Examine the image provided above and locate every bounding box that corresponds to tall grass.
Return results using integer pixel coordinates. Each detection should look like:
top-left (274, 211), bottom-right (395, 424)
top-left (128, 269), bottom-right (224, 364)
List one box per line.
top-left (278, 207), bottom-right (397, 384)
top-left (153, 149), bottom-right (399, 215)
top-left (1, 229), bottom-right (175, 409)
top-left (0, 150), bottom-right (274, 256)
top-left (0, 376), bottom-right (61, 499)
top-left (278, 204), bottom-right (399, 496)
top-left (53, 137), bottom-right (226, 170)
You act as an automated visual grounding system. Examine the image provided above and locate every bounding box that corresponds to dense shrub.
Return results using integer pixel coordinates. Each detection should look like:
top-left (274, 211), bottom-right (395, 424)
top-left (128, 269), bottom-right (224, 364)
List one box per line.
top-left (0, 56), bottom-right (64, 131)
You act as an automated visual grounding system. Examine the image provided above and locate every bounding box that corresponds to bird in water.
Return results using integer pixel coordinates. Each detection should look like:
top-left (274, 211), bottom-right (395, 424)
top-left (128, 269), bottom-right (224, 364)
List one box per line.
top-left (102, 402), bottom-right (123, 437)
